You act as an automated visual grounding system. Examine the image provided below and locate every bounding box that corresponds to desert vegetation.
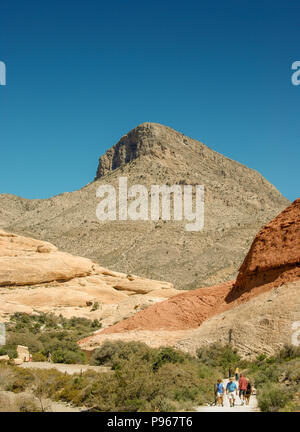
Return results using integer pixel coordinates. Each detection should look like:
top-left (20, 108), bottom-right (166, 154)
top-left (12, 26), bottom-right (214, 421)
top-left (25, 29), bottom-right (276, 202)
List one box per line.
top-left (0, 312), bottom-right (101, 364)
top-left (245, 345), bottom-right (300, 412)
top-left (0, 341), bottom-right (221, 412)
top-left (1, 315), bottom-right (300, 412)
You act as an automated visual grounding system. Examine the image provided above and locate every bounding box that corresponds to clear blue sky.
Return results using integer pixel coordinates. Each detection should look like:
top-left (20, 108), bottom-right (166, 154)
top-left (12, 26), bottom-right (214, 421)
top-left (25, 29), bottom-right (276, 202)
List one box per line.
top-left (0, 0), bottom-right (299, 200)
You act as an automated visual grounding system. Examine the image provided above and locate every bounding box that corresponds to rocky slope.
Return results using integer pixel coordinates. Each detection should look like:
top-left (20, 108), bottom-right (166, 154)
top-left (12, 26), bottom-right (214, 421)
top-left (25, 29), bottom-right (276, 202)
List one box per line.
top-left (0, 230), bottom-right (181, 326)
top-left (0, 122), bottom-right (289, 290)
top-left (79, 199), bottom-right (300, 356)
top-left (175, 279), bottom-right (300, 358)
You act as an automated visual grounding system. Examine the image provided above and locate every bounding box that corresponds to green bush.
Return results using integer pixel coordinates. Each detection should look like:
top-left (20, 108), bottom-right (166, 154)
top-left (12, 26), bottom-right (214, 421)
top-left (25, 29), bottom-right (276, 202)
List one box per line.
top-left (278, 345), bottom-right (300, 361)
top-left (32, 352), bottom-right (47, 362)
top-left (258, 383), bottom-right (293, 412)
top-left (196, 343), bottom-right (240, 374)
top-left (252, 364), bottom-right (280, 388)
top-left (1, 312), bottom-right (101, 364)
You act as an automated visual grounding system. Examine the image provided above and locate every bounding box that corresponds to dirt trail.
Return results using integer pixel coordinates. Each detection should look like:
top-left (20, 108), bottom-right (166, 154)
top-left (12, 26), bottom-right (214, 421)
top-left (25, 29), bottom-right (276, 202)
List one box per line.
top-left (19, 362), bottom-right (111, 375)
top-left (196, 379), bottom-right (260, 413)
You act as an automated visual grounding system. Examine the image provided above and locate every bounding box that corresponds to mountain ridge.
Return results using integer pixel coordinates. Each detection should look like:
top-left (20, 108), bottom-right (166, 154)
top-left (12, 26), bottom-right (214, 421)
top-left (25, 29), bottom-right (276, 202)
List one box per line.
top-left (0, 123), bottom-right (290, 290)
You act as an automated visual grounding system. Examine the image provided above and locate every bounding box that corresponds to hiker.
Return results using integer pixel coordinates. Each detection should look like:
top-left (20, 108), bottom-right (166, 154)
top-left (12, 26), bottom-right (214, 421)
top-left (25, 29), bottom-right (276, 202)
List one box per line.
top-left (226, 377), bottom-right (238, 407)
top-left (228, 366), bottom-right (232, 379)
top-left (216, 379), bottom-right (224, 406)
top-left (47, 352), bottom-right (52, 363)
top-left (244, 379), bottom-right (252, 405)
top-left (238, 373), bottom-right (248, 405)
top-left (235, 367), bottom-right (239, 381)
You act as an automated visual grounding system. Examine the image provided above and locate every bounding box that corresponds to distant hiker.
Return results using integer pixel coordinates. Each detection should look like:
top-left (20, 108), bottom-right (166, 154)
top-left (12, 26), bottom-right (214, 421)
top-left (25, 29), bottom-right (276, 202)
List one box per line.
top-left (226, 377), bottom-right (238, 407)
top-left (235, 367), bottom-right (239, 381)
top-left (216, 379), bottom-right (224, 406)
top-left (238, 374), bottom-right (248, 405)
top-left (228, 366), bottom-right (232, 379)
top-left (47, 352), bottom-right (52, 363)
top-left (29, 354), bottom-right (32, 362)
top-left (245, 379), bottom-right (252, 406)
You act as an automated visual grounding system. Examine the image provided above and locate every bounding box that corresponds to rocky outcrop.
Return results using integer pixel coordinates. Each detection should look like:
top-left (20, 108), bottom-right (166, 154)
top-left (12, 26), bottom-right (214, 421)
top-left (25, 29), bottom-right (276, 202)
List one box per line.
top-left (227, 198), bottom-right (300, 301)
top-left (16, 345), bottom-right (30, 362)
top-left (175, 280), bottom-right (300, 358)
top-left (0, 230), bottom-right (181, 323)
top-left (79, 199), bottom-right (300, 355)
top-left (95, 123), bottom-right (162, 178)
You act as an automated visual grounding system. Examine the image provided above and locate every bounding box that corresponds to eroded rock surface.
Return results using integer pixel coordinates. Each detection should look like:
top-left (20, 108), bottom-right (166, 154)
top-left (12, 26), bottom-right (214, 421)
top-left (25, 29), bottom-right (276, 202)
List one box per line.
top-left (0, 230), bottom-right (181, 323)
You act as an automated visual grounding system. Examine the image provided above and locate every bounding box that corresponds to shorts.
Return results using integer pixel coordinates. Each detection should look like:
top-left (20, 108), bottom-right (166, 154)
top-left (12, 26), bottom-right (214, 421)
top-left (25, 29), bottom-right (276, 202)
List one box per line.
top-left (217, 392), bottom-right (223, 397)
top-left (239, 389), bottom-right (246, 397)
top-left (228, 392), bottom-right (236, 400)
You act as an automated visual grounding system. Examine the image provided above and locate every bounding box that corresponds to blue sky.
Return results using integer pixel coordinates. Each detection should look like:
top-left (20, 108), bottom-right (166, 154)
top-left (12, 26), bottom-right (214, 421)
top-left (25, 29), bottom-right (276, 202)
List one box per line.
top-left (0, 0), bottom-right (299, 200)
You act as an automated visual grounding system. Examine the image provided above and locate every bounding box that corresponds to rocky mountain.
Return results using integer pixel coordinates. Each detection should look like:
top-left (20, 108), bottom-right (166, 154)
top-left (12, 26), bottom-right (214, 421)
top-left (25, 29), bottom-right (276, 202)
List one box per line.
top-left (79, 199), bottom-right (300, 357)
top-left (0, 122), bottom-right (289, 290)
top-left (0, 229), bottom-right (181, 326)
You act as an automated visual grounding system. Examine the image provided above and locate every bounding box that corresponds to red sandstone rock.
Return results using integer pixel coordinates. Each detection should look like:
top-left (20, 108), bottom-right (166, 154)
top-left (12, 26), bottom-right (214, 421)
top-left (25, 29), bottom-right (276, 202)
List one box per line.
top-left (81, 199), bottom-right (299, 343)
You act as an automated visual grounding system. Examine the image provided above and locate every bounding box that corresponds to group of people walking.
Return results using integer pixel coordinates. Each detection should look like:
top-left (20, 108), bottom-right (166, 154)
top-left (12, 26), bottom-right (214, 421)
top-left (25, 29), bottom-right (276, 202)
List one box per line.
top-left (215, 367), bottom-right (253, 408)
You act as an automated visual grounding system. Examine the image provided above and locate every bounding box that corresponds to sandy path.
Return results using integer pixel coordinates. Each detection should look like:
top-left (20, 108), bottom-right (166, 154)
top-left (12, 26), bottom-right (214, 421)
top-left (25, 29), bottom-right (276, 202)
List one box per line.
top-left (19, 361), bottom-right (111, 375)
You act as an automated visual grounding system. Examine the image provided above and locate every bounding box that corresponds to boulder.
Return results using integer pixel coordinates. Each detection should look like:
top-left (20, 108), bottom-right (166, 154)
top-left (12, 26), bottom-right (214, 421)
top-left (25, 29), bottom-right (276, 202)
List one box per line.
top-left (17, 345), bottom-right (30, 362)
top-left (0, 354), bottom-right (9, 362)
top-left (12, 358), bottom-right (23, 365)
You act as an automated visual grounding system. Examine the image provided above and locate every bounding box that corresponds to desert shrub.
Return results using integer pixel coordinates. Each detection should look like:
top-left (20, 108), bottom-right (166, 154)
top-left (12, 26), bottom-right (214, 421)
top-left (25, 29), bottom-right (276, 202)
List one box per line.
top-left (252, 363), bottom-right (280, 388)
top-left (152, 347), bottom-right (185, 371)
top-left (196, 343), bottom-right (240, 374)
top-left (16, 395), bottom-right (41, 412)
top-left (0, 345), bottom-right (17, 359)
top-left (32, 352), bottom-right (47, 362)
top-left (278, 344), bottom-right (300, 361)
top-left (88, 342), bottom-right (219, 411)
top-left (7, 331), bottom-right (43, 353)
top-left (5, 368), bottom-right (35, 393)
top-left (91, 302), bottom-right (99, 311)
top-left (90, 341), bottom-right (153, 367)
top-left (281, 360), bottom-right (300, 383)
top-left (51, 347), bottom-right (86, 364)
top-left (1, 313), bottom-right (101, 364)
top-left (257, 383), bottom-right (293, 412)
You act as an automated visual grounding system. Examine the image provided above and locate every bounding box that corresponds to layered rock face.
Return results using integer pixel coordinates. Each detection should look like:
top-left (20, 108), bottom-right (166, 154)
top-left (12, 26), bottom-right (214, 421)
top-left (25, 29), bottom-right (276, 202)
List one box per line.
top-left (0, 230), bottom-right (181, 325)
top-left (175, 279), bottom-right (300, 358)
top-left (79, 199), bottom-right (300, 356)
top-left (95, 123), bottom-right (162, 178)
top-left (1, 123), bottom-right (289, 290)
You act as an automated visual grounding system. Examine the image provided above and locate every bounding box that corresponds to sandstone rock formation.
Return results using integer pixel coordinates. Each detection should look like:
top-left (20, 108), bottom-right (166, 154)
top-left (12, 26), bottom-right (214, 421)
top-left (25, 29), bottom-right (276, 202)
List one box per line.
top-left (175, 280), bottom-right (300, 358)
top-left (79, 199), bottom-right (300, 356)
top-left (0, 355), bottom-right (9, 362)
top-left (228, 197), bottom-right (300, 302)
top-left (0, 123), bottom-right (289, 290)
top-left (16, 345), bottom-right (30, 362)
top-left (0, 230), bottom-right (181, 324)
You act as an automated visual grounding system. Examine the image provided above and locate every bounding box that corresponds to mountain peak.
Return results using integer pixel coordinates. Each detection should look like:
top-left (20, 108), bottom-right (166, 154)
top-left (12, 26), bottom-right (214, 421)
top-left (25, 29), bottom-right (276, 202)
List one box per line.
top-left (94, 123), bottom-right (199, 179)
